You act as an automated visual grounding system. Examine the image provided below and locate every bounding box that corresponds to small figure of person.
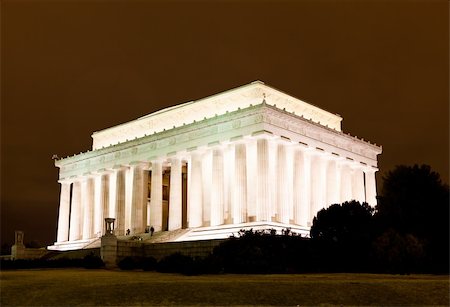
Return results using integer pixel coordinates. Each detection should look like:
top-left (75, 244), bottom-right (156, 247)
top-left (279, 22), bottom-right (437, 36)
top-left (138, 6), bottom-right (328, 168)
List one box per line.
top-left (150, 226), bottom-right (155, 236)
top-left (126, 229), bottom-right (130, 236)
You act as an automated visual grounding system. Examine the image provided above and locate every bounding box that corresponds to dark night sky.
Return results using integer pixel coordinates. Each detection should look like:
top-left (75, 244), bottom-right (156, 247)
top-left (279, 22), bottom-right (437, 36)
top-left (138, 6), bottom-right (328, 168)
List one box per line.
top-left (1, 0), bottom-right (448, 246)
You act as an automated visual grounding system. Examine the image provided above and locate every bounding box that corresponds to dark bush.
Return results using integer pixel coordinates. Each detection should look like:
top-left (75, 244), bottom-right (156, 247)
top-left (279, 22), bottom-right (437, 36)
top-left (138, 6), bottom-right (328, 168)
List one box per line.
top-left (83, 253), bottom-right (105, 269)
top-left (211, 229), bottom-right (313, 274)
top-left (197, 254), bottom-right (222, 274)
top-left (156, 253), bottom-right (194, 274)
top-left (376, 164), bottom-right (449, 273)
top-left (310, 201), bottom-right (377, 272)
top-left (372, 228), bottom-right (425, 274)
top-left (118, 256), bottom-right (142, 270)
top-left (142, 257), bottom-right (157, 271)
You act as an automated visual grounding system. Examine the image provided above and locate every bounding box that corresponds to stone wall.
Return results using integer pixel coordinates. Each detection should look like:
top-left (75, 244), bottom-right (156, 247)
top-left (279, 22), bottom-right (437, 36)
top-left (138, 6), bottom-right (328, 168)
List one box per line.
top-left (11, 245), bottom-right (48, 260)
top-left (116, 239), bottom-right (225, 261)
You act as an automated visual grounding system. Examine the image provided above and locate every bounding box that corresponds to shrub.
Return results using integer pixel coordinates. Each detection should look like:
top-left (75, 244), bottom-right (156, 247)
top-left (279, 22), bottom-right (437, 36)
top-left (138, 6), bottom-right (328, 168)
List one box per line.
top-left (118, 256), bottom-right (142, 270)
top-left (83, 253), bottom-right (105, 269)
top-left (372, 229), bottom-right (425, 274)
top-left (142, 257), bottom-right (157, 271)
top-left (156, 253), bottom-right (194, 274)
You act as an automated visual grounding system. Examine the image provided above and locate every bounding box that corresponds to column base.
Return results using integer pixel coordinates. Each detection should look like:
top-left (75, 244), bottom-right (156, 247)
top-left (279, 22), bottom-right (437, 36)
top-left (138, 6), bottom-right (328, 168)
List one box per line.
top-left (175, 221), bottom-right (310, 242)
top-left (47, 238), bottom-right (100, 251)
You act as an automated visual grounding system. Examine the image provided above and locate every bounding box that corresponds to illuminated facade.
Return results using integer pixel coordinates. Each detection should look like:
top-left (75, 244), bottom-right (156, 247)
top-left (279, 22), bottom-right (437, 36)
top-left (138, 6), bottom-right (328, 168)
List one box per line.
top-left (49, 81), bottom-right (382, 251)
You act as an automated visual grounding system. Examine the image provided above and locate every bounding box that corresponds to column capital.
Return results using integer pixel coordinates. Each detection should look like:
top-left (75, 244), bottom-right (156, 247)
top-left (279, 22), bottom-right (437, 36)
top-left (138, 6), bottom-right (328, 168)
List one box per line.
top-left (186, 145), bottom-right (210, 155)
top-left (64, 175), bottom-right (87, 183)
top-left (250, 130), bottom-right (276, 140)
top-left (309, 147), bottom-right (331, 157)
top-left (112, 164), bottom-right (129, 171)
top-left (272, 135), bottom-right (294, 146)
top-left (349, 160), bottom-right (367, 170)
top-left (79, 172), bottom-right (96, 182)
top-left (337, 157), bottom-right (356, 166)
top-left (129, 161), bottom-right (151, 169)
top-left (362, 165), bottom-right (378, 173)
top-left (293, 142), bottom-right (315, 152)
top-left (167, 155), bottom-right (183, 164)
top-left (91, 168), bottom-right (114, 176)
top-left (58, 178), bottom-right (73, 184)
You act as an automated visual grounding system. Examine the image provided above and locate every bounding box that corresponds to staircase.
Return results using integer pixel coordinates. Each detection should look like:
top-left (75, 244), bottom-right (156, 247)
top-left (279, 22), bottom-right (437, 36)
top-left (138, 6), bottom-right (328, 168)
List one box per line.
top-left (117, 228), bottom-right (191, 244)
top-left (174, 221), bottom-right (310, 242)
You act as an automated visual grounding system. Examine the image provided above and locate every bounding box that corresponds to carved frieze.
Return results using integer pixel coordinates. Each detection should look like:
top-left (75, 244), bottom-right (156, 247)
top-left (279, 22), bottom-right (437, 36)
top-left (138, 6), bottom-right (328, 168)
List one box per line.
top-left (254, 114), bottom-right (263, 123)
top-left (57, 102), bottom-right (380, 180)
top-left (189, 126), bottom-right (218, 140)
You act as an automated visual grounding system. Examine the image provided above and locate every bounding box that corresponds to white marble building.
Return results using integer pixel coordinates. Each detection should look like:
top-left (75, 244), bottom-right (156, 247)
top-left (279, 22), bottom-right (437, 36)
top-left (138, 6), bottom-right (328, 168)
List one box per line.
top-left (49, 81), bottom-right (382, 251)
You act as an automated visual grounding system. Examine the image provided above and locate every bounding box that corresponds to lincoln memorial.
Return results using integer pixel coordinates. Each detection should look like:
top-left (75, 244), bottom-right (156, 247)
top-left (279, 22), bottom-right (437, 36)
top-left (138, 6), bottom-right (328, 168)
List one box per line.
top-left (49, 81), bottom-right (382, 251)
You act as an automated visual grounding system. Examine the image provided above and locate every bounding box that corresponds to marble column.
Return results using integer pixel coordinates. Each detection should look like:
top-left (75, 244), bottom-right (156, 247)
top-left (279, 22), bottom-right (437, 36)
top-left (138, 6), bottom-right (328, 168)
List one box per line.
top-left (142, 167), bottom-right (149, 230)
top-left (94, 174), bottom-right (109, 237)
top-left (286, 146), bottom-right (294, 222)
top-left (326, 157), bottom-right (340, 207)
top-left (56, 181), bottom-right (71, 242)
top-left (246, 139), bottom-right (257, 222)
top-left (94, 176), bottom-right (102, 237)
top-left (130, 166), bottom-right (139, 234)
top-left (202, 151), bottom-right (212, 226)
top-left (352, 166), bottom-right (366, 203)
top-left (82, 177), bottom-right (95, 240)
top-left (310, 153), bottom-right (327, 223)
top-left (233, 143), bottom-right (247, 224)
top-left (101, 174), bottom-right (110, 230)
top-left (150, 161), bottom-right (163, 231)
top-left (256, 138), bottom-right (270, 221)
top-left (114, 168), bottom-right (126, 236)
top-left (210, 148), bottom-right (224, 226)
top-left (268, 140), bottom-right (277, 220)
top-left (69, 180), bottom-right (82, 241)
top-left (223, 144), bottom-right (234, 224)
top-left (364, 169), bottom-right (377, 206)
top-left (293, 148), bottom-right (311, 226)
top-left (124, 167), bottom-right (133, 233)
top-left (340, 161), bottom-right (353, 203)
top-left (276, 143), bottom-right (290, 224)
top-left (123, 164), bottom-right (148, 234)
top-left (168, 157), bottom-right (182, 230)
top-left (188, 152), bottom-right (203, 227)
top-left (108, 170), bottom-right (116, 221)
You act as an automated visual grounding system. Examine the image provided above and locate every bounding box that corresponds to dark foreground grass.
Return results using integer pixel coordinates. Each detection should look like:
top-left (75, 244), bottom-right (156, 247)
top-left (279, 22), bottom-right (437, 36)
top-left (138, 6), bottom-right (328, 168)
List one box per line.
top-left (1, 269), bottom-right (448, 306)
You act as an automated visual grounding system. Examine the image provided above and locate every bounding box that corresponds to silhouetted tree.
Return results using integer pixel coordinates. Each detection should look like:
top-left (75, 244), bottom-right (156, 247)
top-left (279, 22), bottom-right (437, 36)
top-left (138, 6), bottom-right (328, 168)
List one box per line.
top-left (211, 229), bottom-right (313, 273)
top-left (376, 164), bottom-right (449, 273)
top-left (376, 164), bottom-right (449, 236)
top-left (372, 228), bottom-right (425, 274)
top-left (310, 201), bottom-right (376, 272)
top-left (310, 200), bottom-right (375, 243)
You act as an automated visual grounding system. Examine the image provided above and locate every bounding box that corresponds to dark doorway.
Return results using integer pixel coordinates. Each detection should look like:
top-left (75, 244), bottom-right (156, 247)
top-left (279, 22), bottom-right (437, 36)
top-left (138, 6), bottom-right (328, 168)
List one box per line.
top-left (182, 164), bottom-right (188, 229)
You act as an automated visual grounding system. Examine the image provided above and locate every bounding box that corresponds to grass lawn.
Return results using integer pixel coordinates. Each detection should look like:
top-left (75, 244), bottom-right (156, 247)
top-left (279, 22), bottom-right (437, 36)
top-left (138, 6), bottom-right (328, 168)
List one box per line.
top-left (1, 269), bottom-right (448, 306)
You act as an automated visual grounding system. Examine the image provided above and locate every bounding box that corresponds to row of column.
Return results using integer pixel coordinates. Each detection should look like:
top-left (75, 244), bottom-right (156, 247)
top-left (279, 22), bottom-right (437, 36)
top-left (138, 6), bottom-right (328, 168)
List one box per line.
top-left (183, 137), bottom-right (377, 230)
top-left (57, 163), bottom-right (147, 242)
top-left (56, 137), bottom-right (377, 243)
